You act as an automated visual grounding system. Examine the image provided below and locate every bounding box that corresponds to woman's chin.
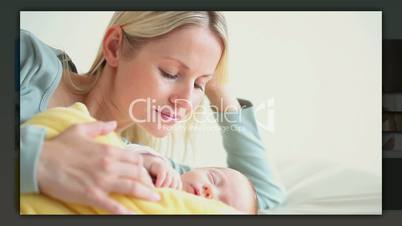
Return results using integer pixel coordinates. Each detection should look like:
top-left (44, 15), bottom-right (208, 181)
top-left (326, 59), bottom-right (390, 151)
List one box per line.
top-left (147, 124), bottom-right (173, 138)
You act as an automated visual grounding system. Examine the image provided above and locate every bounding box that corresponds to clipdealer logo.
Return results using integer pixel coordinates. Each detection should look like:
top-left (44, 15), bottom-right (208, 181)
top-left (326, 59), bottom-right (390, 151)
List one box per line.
top-left (127, 97), bottom-right (275, 133)
top-left (254, 98), bottom-right (275, 133)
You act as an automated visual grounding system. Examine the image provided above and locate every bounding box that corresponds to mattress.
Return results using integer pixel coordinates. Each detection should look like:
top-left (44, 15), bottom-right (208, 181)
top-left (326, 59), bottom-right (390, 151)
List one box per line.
top-left (260, 160), bottom-right (381, 215)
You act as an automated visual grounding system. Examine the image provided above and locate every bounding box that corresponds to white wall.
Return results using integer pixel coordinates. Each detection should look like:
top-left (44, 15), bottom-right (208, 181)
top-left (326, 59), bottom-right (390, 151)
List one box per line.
top-left (20, 11), bottom-right (382, 177)
top-left (20, 11), bottom-right (114, 73)
top-left (223, 12), bottom-right (381, 176)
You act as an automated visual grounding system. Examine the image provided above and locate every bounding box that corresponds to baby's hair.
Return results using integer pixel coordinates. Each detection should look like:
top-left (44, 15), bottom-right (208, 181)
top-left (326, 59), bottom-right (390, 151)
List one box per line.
top-left (211, 167), bottom-right (258, 214)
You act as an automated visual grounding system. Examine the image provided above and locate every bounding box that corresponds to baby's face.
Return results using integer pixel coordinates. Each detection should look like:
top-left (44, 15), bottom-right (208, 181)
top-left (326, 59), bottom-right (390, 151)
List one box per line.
top-left (180, 167), bottom-right (256, 213)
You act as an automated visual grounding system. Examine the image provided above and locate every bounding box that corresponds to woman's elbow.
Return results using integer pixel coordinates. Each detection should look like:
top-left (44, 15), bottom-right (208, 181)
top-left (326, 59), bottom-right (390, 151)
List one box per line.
top-left (268, 186), bottom-right (287, 209)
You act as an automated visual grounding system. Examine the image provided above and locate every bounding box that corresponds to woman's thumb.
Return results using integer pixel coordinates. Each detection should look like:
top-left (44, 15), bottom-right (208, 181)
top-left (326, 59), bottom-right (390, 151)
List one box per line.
top-left (79, 121), bottom-right (117, 138)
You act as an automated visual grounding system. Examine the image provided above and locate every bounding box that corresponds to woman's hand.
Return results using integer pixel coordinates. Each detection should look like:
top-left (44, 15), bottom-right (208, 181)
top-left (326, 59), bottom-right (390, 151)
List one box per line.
top-left (142, 154), bottom-right (182, 190)
top-left (205, 77), bottom-right (241, 112)
top-left (37, 121), bottom-right (160, 214)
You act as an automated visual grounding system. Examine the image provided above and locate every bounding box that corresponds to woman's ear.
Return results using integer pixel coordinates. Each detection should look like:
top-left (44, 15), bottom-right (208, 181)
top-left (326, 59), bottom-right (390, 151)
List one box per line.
top-left (102, 25), bottom-right (123, 68)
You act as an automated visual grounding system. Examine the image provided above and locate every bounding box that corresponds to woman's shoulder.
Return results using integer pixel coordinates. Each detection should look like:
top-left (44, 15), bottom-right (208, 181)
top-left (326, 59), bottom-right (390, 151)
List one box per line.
top-left (20, 29), bottom-right (64, 86)
top-left (20, 29), bottom-right (63, 62)
top-left (20, 29), bottom-right (77, 74)
top-left (20, 29), bottom-right (65, 122)
top-left (20, 29), bottom-right (34, 42)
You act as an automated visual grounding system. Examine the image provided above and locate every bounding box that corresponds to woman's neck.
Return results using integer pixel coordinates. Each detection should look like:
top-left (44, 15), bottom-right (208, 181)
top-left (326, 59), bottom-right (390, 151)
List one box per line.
top-left (83, 67), bottom-right (133, 133)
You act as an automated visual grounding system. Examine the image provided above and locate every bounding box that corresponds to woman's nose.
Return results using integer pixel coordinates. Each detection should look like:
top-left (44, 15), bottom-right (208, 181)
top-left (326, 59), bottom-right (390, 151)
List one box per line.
top-left (169, 88), bottom-right (194, 113)
top-left (170, 96), bottom-right (192, 112)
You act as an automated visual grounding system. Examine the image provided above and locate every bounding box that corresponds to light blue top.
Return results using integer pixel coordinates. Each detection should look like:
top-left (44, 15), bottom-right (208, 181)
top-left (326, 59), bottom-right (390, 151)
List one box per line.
top-left (19, 29), bottom-right (286, 210)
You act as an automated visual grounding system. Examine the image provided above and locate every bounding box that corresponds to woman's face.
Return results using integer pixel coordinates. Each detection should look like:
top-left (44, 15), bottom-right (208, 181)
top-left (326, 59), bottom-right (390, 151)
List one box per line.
top-left (112, 25), bottom-right (223, 137)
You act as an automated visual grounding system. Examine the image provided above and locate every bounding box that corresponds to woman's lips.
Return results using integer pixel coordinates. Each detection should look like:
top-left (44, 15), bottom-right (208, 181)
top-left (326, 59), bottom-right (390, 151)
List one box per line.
top-left (155, 109), bottom-right (180, 122)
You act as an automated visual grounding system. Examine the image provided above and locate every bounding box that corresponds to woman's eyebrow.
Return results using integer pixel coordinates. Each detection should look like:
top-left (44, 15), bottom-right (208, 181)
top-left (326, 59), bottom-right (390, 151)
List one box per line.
top-left (163, 56), bottom-right (213, 78)
top-left (163, 56), bottom-right (190, 69)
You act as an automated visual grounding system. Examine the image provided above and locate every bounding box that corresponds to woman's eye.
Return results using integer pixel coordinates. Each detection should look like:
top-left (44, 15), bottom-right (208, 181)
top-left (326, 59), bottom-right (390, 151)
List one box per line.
top-left (160, 69), bottom-right (204, 91)
top-left (160, 69), bottom-right (178, 79)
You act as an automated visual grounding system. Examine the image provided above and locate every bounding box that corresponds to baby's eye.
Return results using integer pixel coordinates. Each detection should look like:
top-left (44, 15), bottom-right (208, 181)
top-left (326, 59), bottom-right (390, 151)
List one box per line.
top-left (208, 172), bottom-right (216, 184)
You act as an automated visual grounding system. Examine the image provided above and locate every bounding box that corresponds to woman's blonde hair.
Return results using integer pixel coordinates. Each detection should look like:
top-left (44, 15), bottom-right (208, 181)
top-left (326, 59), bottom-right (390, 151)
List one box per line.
top-left (64, 11), bottom-right (229, 160)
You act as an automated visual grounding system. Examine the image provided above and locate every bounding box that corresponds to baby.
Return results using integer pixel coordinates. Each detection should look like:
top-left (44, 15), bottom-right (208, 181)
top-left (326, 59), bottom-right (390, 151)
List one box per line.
top-left (21, 102), bottom-right (273, 214)
top-left (140, 153), bottom-right (258, 214)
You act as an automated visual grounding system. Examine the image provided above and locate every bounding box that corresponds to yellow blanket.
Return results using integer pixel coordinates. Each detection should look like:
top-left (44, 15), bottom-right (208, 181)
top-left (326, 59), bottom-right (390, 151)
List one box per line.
top-left (20, 102), bottom-right (238, 214)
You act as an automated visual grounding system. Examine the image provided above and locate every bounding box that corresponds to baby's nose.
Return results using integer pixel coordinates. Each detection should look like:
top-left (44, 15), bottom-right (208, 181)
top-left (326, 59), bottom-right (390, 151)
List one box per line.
top-left (202, 185), bottom-right (213, 199)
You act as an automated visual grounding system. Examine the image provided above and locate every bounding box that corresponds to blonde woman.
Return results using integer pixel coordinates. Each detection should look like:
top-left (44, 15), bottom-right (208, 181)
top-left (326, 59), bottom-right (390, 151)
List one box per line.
top-left (20, 11), bottom-right (285, 214)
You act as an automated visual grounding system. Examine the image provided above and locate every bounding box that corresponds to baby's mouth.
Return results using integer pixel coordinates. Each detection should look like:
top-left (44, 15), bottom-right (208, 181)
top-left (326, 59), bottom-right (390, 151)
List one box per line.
top-left (184, 183), bottom-right (200, 196)
top-left (190, 185), bottom-right (200, 196)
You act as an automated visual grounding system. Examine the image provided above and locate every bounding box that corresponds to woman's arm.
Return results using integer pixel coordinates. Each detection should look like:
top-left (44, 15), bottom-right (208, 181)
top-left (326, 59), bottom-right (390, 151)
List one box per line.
top-left (19, 29), bottom-right (64, 193)
top-left (20, 126), bottom-right (47, 193)
top-left (19, 30), bottom-right (161, 214)
top-left (206, 82), bottom-right (287, 210)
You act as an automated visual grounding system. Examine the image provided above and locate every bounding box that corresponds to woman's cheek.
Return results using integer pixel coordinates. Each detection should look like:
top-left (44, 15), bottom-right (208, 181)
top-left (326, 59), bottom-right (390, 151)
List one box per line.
top-left (128, 101), bottom-right (148, 123)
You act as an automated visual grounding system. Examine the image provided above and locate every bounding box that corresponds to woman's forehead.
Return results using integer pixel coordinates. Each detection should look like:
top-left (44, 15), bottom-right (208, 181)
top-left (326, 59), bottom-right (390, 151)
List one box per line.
top-left (143, 26), bottom-right (223, 73)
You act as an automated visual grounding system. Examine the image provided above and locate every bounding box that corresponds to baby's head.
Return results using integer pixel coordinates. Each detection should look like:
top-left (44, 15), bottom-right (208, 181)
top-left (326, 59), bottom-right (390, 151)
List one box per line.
top-left (180, 167), bottom-right (258, 214)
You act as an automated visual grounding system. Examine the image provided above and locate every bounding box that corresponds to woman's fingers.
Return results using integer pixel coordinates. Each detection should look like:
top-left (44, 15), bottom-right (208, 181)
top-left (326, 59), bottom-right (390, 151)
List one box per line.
top-left (73, 121), bottom-right (117, 138)
top-left (114, 148), bottom-right (145, 165)
top-left (111, 178), bottom-right (161, 201)
top-left (91, 143), bottom-right (155, 188)
top-left (86, 188), bottom-right (134, 214)
top-left (101, 161), bottom-right (154, 188)
top-left (94, 143), bottom-right (144, 165)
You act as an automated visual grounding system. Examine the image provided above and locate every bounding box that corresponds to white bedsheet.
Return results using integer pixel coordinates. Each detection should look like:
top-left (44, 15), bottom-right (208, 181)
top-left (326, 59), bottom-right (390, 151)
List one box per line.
top-left (260, 160), bottom-right (381, 215)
